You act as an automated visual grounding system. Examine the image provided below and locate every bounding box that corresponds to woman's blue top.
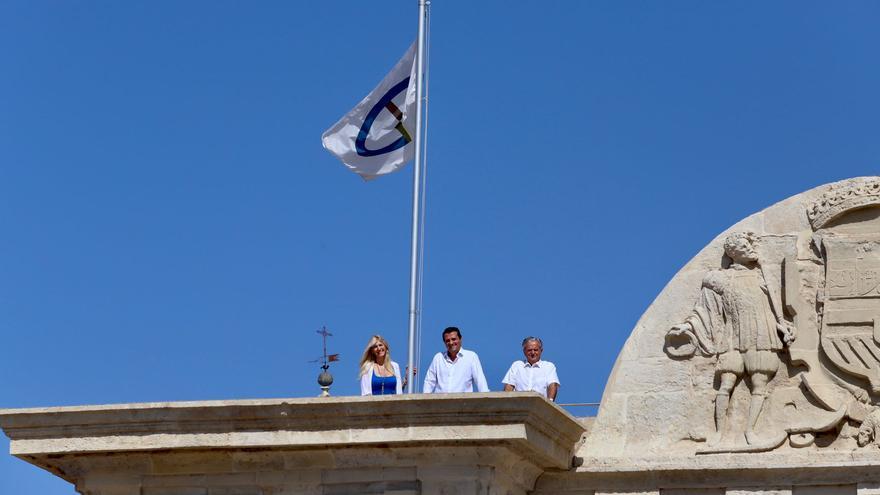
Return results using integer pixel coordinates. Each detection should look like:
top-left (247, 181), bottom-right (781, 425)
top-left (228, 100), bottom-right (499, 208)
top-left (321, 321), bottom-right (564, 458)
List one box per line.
top-left (371, 372), bottom-right (397, 395)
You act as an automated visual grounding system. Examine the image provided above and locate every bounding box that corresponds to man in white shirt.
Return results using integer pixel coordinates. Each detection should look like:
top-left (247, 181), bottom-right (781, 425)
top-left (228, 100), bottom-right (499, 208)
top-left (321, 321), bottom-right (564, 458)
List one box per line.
top-left (502, 337), bottom-right (560, 401)
top-left (423, 326), bottom-right (489, 393)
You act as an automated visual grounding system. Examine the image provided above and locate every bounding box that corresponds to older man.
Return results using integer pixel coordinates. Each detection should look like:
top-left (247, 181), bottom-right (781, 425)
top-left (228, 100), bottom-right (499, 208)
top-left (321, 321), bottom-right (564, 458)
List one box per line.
top-left (423, 326), bottom-right (489, 393)
top-left (502, 337), bottom-right (560, 401)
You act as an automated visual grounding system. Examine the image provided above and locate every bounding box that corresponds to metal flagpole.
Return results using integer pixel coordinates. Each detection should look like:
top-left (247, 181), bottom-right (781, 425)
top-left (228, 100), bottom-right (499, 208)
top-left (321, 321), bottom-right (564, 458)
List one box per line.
top-left (406, 0), bottom-right (428, 393)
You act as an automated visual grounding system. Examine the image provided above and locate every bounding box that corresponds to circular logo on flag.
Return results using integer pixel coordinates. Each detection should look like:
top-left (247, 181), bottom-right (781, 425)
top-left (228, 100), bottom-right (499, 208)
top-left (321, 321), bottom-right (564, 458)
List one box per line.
top-left (355, 77), bottom-right (412, 157)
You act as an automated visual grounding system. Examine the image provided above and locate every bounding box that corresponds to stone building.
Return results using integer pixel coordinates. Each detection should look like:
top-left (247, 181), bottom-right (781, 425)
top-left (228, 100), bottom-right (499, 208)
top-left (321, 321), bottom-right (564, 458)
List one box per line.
top-left (5, 176), bottom-right (880, 494)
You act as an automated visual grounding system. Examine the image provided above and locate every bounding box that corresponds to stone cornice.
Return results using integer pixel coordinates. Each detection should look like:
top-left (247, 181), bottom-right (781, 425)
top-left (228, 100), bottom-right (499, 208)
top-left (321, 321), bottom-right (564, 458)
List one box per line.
top-left (537, 452), bottom-right (880, 492)
top-left (0, 393), bottom-right (586, 471)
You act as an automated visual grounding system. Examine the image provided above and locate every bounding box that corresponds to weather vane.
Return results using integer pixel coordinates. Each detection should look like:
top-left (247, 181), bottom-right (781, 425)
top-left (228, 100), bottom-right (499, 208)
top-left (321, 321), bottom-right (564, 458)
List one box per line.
top-left (311, 326), bottom-right (339, 397)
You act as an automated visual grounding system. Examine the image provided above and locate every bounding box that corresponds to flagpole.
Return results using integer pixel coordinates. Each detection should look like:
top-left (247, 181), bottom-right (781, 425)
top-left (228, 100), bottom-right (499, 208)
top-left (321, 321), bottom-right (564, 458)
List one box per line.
top-left (406, 0), bottom-right (428, 393)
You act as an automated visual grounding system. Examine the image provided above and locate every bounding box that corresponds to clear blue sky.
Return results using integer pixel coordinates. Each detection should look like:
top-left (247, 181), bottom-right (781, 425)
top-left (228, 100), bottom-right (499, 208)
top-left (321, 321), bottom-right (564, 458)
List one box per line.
top-left (1, 1), bottom-right (878, 493)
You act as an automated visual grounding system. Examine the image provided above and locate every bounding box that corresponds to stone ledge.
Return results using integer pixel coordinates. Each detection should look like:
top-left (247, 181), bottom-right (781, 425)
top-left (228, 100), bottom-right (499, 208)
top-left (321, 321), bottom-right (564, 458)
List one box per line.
top-left (0, 393), bottom-right (586, 474)
top-left (574, 451), bottom-right (880, 472)
top-left (537, 452), bottom-right (880, 493)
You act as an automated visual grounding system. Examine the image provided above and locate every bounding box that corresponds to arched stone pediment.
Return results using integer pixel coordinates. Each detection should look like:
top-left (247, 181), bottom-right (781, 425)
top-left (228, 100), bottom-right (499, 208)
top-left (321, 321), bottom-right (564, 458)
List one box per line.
top-left (584, 176), bottom-right (880, 460)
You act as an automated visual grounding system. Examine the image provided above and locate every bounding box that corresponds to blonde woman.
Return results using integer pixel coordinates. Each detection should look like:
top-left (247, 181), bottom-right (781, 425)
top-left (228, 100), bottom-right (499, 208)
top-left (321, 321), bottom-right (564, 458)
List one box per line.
top-left (359, 335), bottom-right (404, 395)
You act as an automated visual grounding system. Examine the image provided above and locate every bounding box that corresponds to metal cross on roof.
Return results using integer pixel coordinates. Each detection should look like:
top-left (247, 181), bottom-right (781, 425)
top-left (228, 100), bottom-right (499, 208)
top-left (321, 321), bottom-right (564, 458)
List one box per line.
top-left (314, 326), bottom-right (339, 371)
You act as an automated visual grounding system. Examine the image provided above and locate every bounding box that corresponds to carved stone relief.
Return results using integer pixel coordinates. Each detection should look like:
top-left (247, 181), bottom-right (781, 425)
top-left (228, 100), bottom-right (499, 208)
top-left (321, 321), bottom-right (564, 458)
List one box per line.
top-left (661, 177), bottom-right (880, 454)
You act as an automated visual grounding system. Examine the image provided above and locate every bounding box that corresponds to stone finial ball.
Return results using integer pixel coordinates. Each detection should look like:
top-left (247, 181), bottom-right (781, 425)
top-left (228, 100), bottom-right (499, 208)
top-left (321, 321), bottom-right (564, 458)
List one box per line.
top-left (317, 371), bottom-right (333, 387)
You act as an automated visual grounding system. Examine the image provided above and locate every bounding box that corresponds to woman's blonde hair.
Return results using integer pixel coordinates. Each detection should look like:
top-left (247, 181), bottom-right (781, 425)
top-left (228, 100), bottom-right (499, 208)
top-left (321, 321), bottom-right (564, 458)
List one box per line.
top-left (358, 335), bottom-right (395, 378)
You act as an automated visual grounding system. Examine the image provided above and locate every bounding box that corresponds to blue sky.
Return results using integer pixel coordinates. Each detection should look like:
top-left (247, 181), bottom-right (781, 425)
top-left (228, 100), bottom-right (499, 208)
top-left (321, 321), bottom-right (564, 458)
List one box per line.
top-left (1, 1), bottom-right (879, 493)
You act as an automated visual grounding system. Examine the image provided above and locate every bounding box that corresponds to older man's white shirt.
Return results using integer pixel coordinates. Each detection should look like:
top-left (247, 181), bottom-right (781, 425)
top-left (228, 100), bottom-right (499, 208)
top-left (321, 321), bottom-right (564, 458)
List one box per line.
top-left (501, 360), bottom-right (560, 398)
top-left (423, 348), bottom-right (489, 393)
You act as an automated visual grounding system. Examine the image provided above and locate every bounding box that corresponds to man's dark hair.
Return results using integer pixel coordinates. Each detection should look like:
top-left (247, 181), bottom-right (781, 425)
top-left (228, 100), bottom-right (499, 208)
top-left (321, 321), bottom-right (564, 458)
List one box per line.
top-left (442, 326), bottom-right (462, 339)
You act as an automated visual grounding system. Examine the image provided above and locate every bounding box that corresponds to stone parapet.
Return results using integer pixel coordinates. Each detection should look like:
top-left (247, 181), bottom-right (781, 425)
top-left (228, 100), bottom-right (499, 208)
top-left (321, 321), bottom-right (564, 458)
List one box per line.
top-left (0, 393), bottom-right (585, 495)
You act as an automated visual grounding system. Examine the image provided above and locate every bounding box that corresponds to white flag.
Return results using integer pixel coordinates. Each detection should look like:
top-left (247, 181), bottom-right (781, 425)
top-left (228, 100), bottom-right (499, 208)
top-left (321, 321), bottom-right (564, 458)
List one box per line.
top-left (322, 43), bottom-right (417, 181)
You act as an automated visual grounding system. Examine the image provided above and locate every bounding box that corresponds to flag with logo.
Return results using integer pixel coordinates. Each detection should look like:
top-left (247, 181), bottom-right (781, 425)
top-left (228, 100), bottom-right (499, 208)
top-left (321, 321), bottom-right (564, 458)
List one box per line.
top-left (322, 42), bottom-right (417, 181)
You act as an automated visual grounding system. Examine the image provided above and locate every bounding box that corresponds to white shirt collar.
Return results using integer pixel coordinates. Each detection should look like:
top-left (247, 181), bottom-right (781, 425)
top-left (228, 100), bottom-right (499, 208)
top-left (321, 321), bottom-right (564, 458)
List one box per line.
top-left (443, 348), bottom-right (468, 363)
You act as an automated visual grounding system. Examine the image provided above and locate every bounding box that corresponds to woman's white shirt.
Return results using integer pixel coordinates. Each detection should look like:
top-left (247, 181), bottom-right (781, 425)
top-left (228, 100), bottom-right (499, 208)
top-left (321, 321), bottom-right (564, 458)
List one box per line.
top-left (360, 361), bottom-right (402, 395)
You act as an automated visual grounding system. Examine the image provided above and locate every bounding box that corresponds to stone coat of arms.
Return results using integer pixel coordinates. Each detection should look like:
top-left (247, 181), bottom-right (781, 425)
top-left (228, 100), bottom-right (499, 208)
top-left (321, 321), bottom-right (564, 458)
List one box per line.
top-left (663, 178), bottom-right (880, 453)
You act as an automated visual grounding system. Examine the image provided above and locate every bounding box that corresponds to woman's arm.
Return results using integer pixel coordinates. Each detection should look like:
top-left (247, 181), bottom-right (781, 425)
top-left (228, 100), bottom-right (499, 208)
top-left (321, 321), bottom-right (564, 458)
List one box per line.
top-left (360, 367), bottom-right (373, 396)
top-left (392, 362), bottom-right (403, 394)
